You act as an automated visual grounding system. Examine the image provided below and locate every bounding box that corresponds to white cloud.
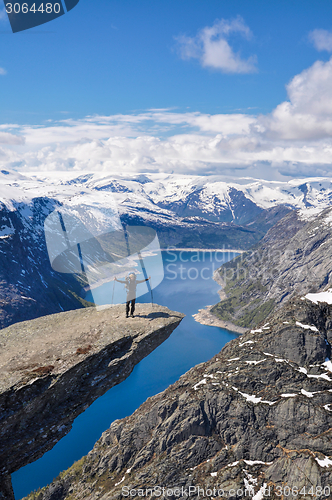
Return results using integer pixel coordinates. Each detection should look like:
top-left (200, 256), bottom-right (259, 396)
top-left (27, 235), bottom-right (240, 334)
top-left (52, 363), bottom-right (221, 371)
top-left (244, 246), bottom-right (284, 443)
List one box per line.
top-left (0, 67), bottom-right (7, 76)
top-left (3, 118), bottom-right (332, 179)
top-left (2, 56), bottom-right (332, 179)
top-left (309, 29), bottom-right (332, 52)
top-left (19, 111), bottom-right (256, 147)
top-left (21, 120), bottom-right (135, 145)
top-left (175, 17), bottom-right (257, 74)
top-left (287, 59), bottom-right (332, 115)
top-left (261, 57), bottom-right (332, 140)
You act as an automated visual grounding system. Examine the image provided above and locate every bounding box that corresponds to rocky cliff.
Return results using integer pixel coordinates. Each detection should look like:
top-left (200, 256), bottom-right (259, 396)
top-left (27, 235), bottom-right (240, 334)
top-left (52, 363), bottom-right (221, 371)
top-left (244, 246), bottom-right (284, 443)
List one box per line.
top-left (27, 296), bottom-right (332, 500)
top-left (0, 304), bottom-right (184, 499)
top-left (0, 197), bottom-right (91, 330)
top-left (211, 206), bottom-right (332, 329)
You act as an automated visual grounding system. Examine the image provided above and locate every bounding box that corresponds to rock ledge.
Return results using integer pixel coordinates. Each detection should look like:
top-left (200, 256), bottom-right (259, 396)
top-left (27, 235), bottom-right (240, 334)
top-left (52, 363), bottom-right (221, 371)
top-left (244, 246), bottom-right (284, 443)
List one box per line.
top-left (0, 303), bottom-right (184, 498)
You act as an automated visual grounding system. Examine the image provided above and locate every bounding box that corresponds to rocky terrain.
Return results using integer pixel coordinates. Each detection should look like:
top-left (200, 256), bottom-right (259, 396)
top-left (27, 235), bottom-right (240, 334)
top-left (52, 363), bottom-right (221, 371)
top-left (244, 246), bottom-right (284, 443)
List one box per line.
top-left (26, 295), bottom-right (332, 500)
top-left (0, 304), bottom-right (184, 500)
top-left (211, 206), bottom-right (332, 329)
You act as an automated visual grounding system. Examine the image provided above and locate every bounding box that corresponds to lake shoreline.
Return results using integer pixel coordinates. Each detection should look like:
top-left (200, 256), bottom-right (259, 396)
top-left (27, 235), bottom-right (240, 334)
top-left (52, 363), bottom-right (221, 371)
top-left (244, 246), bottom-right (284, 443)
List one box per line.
top-left (193, 269), bottom-right (248, 335)
top-left (192, 305), bottom-right (248, 335)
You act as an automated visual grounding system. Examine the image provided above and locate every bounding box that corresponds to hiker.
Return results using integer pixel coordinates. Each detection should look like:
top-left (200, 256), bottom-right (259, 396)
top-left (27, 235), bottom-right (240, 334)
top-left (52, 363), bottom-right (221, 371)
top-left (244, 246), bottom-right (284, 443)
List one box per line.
top-left (114, 272), bottom-right (151, 318)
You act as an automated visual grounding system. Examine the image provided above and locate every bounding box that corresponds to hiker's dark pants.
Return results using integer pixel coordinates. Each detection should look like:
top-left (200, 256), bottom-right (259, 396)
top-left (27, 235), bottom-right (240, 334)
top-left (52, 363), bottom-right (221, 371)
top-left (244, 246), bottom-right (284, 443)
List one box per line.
top-left (126, 298), bottom-right (136, 316)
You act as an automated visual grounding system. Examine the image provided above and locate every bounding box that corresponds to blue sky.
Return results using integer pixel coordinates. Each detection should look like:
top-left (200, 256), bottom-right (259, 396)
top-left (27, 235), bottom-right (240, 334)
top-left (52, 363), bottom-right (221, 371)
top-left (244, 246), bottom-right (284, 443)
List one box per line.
top-left (1, 0), bottom-right (332, 179)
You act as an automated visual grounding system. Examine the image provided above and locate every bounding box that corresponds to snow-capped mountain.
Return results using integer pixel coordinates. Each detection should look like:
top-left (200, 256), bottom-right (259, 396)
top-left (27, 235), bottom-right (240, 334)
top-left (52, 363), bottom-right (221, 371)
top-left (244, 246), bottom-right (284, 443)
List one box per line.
top-left (86, 173), bottom-right (332, 220)
top-left (1, 170), bottom-right (331, 223)
top-left (1, 169), bottom-right (332, 220)
top-left (0, 169), bottom-right (331, 329)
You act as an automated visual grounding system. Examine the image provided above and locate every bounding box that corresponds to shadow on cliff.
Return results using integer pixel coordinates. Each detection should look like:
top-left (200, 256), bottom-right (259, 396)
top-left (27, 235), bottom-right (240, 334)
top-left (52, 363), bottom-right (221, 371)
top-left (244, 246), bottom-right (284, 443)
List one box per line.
top-left (136, 312), bottom-right (173, 320)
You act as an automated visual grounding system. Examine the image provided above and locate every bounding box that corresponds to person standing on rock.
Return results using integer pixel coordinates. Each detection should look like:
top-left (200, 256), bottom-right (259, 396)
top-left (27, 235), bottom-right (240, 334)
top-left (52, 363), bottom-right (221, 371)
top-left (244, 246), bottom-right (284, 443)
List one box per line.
top-left (114, 272), bottom-right (151, 318)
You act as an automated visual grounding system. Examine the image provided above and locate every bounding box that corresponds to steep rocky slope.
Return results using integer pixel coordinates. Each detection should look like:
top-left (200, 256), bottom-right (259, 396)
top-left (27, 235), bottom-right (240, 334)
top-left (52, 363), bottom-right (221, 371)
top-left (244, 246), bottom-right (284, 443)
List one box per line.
top-left (211, 206), bottom-right (332, 329)
top-left (27, 296), bottom-right (332, 500)
top-left (0, 304), bottom-right (184, 499)
top-left (0, 197), bottom-right (91, 330)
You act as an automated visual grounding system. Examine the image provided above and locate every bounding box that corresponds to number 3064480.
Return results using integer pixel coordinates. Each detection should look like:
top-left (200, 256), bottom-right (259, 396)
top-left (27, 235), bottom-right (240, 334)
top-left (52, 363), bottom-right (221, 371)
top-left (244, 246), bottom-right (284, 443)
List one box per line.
top-left (5, 3), bottom-right (61, 14)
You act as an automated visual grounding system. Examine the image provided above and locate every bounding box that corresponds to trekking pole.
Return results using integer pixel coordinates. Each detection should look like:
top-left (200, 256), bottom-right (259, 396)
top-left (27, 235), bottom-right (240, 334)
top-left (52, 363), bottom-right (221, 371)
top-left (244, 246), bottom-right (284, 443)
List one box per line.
top-left (150, 284), bottom-right (154, 309)
top-left (112, 279), bottom-right (115, 305)
top-left (137, 250), bottom-right (153, 308)
top-left (121, 222), bottom-right (154, 308)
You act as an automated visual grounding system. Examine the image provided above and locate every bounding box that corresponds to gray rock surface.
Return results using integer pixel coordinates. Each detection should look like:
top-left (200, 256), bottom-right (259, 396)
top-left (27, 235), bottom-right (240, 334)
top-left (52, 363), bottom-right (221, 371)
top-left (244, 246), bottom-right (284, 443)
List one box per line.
top-left (0, 304), bottom-right (184, 498)
top-left (28, 297), bottom-right (332, 500)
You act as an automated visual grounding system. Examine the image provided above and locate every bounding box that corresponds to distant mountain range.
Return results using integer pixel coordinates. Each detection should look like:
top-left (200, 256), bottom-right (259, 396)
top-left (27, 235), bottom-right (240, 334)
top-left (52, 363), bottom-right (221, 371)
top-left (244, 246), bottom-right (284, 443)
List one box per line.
top-left (2, 170), bottom-right (332, 225)
top-left (0, 169), bottom-right (332, 328)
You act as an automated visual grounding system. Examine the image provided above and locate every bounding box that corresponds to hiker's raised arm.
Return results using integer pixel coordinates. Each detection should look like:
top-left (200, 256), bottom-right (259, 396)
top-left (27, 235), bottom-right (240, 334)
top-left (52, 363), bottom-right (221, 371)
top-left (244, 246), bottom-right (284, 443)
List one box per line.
top-left (114, 277), bottom-right (126, 284)
top-left (137, 276), bottom-right (151, 284)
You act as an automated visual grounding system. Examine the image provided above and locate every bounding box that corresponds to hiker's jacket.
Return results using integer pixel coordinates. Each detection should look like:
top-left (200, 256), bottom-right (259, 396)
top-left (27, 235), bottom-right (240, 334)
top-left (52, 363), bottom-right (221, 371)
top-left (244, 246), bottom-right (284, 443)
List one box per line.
top-left (116, 276), bottom-right (149, 301)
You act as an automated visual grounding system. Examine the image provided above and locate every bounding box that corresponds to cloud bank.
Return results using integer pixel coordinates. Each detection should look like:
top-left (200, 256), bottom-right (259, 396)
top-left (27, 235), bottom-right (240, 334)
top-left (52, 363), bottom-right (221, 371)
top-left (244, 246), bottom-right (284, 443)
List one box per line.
top-left (2, 54), bottom-right (332, 180)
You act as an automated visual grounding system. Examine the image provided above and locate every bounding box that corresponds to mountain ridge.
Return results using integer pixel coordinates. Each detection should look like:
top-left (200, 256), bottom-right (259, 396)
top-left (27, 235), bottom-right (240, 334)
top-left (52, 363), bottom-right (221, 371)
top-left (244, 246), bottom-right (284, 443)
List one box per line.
top-left (211, 206), bottom-right (332, 329)
top-left (2, 170), bottom-right (332, 222)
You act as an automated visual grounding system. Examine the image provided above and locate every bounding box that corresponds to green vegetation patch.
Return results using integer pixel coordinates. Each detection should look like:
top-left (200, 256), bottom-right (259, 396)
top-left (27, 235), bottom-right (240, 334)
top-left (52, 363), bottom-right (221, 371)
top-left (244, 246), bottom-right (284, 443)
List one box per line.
top-left (211, 297), bottom-right (275, 329)
top-left (23, 457), bottom-right (86, 500)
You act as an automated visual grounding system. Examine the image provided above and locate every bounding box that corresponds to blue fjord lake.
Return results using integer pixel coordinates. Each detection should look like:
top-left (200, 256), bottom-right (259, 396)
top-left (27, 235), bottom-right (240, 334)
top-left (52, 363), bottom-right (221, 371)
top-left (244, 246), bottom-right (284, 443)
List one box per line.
top-left (12, 250), bottom-right (239, 499)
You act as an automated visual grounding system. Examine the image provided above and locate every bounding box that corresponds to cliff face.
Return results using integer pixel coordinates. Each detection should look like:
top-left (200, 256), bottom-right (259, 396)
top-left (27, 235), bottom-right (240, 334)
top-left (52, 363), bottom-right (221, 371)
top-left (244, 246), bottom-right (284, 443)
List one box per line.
top-left (0, 304), bottom-right (184, 499)
top-left (211, 207), bottom-right (332, 329)
top-left (0, 198), bottom-right (91, 330)
top-left (30, 296), bottom-right (332, 500)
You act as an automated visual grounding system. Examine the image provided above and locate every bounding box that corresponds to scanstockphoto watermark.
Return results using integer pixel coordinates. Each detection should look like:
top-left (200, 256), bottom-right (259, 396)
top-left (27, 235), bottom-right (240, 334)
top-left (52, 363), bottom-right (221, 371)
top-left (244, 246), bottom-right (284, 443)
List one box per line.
top-left (165, 248), bottom-right (239, 265)
top-left (220, 247), bottom-right (308, 284)
top-left (122, 485), bottom-right (273, 498)
top-left (166, 261), bottom-right (222, 281)
top-left (163, 246), bottom-right (302, 283)
top-left (164, 247), bottom-right (241, 282)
